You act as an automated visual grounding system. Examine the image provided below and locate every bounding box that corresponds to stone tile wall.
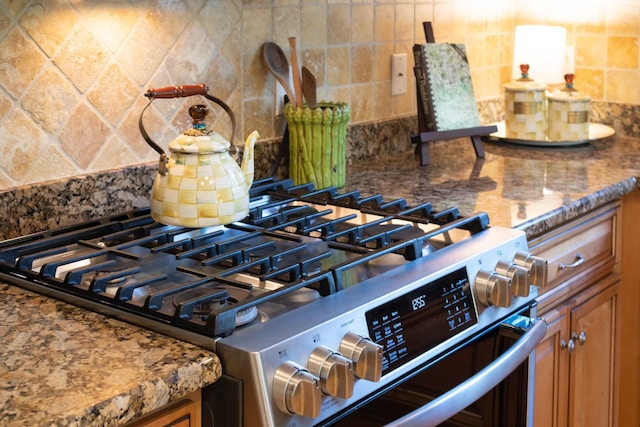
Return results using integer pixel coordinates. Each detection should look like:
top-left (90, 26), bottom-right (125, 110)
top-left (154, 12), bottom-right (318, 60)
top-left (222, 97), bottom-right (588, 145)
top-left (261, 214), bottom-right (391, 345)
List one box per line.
top-left (0, 0), bottom-right (638, 188)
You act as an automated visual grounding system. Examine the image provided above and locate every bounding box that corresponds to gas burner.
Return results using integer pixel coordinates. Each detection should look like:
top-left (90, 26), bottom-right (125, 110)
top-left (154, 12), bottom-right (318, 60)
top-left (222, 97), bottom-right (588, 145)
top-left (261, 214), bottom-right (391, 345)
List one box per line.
top-left (85, 271), bottom-right (128, 286)
top-left (172, 285), bottom-right (259, 326)
top-left (78, 266), bottom-right (141, 292)
top-left (279, 287), bottom-right (321, 305)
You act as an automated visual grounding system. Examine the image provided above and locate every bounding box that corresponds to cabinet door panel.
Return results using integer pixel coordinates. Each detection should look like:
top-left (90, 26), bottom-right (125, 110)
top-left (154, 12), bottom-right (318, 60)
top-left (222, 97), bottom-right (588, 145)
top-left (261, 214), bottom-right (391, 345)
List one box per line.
top-left (127, 390), bottom-right (201, 427)
top-left (568, 283), bottom-right (619, 427)
top-left (534, 307), bottom-right (569, 427)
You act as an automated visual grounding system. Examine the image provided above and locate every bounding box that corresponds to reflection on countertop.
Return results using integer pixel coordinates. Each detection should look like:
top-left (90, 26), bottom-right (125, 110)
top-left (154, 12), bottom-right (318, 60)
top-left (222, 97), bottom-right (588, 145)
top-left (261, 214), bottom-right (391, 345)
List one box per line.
top-left (342, 135), bottom-right (639, 238)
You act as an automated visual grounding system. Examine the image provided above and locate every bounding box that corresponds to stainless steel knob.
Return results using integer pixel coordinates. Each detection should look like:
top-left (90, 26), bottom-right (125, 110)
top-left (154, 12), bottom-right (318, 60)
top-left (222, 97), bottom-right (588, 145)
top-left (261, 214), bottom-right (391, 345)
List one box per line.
top-left (308, 345), bottom-right (354, 398)
top-left (514, 251), bottom-right (548, 288)
top-left (339, 332), bottom-right (383, 382)
top-left (495, 260), bottom-right (531, 297)
top-left (272, 361), bottom-right (322, 418)
top-left (561, 339), bottom-right (576, 354)
top-left (572, 331), bottom-right (587, 346)
top-left (475, 270), bottom-right (512, 308)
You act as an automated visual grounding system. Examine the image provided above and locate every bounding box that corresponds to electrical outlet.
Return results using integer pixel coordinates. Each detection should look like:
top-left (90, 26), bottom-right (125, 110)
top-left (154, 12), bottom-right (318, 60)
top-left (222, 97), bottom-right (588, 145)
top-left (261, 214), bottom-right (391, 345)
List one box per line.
top-left (275, 81), bottom-right (286, 116)
top-left (391, 53), bottom-right (407, 95)
top-left (274, 67), bottom-right (295, 116)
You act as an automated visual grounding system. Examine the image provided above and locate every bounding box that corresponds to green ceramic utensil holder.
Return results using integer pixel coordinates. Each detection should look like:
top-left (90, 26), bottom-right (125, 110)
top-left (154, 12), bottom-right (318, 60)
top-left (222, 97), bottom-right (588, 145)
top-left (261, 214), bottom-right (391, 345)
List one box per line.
top-left (285, 102), bottom-right (350, 189)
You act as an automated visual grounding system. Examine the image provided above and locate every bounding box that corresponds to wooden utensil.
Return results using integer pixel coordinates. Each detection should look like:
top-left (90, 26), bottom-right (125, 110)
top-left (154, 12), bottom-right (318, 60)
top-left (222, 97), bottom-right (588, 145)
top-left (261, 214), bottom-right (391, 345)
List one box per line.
top-left (262, 42), bottom-right (295, 105)
top-left (288, 37), bottom-right (303, 107)
top-left (301, 66), bottom-right (317, 109)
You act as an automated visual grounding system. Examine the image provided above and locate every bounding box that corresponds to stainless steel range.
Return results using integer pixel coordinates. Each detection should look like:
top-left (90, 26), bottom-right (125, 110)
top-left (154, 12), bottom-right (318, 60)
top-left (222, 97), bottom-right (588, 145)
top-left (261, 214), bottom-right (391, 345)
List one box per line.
top-left (0, 178), bottom-right (548, 427)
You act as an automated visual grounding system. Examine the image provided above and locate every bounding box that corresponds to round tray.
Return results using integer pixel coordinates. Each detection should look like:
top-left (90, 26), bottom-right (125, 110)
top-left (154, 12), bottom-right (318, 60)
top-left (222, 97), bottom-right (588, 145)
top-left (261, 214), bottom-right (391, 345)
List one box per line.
top-left (486, 121), bottom-right (615, 147)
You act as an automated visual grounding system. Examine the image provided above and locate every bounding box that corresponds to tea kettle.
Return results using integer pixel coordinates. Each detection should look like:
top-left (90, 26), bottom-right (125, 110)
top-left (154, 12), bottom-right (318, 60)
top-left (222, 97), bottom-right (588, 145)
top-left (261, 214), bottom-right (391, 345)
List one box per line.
top-left (139, 84), bottom-right (259, 228)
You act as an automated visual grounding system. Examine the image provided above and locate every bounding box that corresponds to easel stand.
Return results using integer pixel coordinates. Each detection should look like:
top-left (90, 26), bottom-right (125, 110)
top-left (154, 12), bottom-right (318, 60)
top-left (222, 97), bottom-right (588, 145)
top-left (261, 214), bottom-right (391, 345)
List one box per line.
top-left (411, 22), bottom-right (497, 166)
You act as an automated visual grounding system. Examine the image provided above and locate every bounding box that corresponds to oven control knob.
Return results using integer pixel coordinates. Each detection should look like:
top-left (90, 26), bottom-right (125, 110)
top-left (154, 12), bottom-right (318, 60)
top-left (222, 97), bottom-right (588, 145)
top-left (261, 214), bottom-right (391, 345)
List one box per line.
top-left (475, 270), bottom-right (512, 308)
top-left (339, 332), bottom-right (383, 382)
top-left (514, 251), bottom-right (548, 288)
top-left (308, 346), bottom-right (355, 398)
top-left (272, 361), bottom-right (322, 418)
top-left (495, 260), bottom-right (531, 297)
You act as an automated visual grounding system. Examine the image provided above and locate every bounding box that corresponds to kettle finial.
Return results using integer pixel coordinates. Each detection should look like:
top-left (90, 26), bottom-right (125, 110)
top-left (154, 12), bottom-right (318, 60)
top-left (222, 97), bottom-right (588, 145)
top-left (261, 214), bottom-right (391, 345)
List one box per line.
top-left (185, 104), bottom-right (211, 136)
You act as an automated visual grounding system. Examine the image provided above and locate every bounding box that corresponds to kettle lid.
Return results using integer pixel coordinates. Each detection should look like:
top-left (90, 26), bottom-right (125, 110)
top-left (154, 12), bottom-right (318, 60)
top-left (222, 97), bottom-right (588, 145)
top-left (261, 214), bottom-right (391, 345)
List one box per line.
top-left (168, 104), bottom-right (230, 153)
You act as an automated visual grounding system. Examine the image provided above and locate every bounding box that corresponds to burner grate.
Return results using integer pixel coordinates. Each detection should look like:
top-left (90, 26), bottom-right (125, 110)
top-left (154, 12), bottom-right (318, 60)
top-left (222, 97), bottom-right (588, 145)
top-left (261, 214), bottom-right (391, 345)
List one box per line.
top-left (0, 178), bottom-right (493, 338)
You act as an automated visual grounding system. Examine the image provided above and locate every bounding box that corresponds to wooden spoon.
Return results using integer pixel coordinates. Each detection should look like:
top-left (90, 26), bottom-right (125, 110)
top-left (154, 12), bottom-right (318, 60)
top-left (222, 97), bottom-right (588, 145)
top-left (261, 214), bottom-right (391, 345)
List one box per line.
top-left (301, 66), bottom-right (317, 109)
top-left (262, 42), bottom-right (295, 105)
top-left (288, 37), bottom-right (304, 108)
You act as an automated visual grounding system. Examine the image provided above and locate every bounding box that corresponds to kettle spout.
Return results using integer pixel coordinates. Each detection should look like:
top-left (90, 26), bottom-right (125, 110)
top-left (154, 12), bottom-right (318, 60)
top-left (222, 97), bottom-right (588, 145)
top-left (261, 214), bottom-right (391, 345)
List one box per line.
top-left (241, 130), bottom-right (259, 188)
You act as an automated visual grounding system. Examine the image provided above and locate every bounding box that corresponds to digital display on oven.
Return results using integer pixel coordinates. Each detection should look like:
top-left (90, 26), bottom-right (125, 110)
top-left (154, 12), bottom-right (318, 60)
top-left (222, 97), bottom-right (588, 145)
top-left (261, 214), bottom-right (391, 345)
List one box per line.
top-left (365, 267), bottom-right (477, 375)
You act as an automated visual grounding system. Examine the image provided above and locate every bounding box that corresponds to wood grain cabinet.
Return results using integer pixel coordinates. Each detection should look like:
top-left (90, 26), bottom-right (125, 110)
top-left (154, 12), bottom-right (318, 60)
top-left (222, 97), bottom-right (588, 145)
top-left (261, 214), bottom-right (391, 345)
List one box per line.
top-left (126, 390), bottom-right (202, 427)
top-left (529, 203), bottom-right (621, 427)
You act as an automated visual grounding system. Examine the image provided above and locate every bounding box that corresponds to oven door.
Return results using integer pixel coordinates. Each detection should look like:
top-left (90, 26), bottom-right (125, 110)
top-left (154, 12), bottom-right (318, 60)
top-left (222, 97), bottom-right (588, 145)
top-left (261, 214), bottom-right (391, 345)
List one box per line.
top-left (329, 314), bottom-right (547, 427)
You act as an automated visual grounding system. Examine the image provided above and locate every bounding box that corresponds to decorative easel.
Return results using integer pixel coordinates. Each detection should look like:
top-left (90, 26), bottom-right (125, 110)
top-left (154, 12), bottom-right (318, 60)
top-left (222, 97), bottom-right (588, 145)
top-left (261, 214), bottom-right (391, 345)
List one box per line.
top-left (411, 22), bottom-right (497, 165)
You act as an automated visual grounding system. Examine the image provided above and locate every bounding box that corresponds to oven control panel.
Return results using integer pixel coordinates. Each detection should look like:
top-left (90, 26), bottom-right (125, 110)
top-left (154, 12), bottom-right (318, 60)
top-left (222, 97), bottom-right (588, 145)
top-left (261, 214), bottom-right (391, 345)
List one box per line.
top-left (365, 266), bottom-right (476, 376)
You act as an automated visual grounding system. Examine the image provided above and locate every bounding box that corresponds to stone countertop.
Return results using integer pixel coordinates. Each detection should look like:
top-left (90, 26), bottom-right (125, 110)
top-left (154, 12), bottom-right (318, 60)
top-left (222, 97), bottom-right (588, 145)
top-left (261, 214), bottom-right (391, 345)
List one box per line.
top-left (343, 134), bottom-right (639, 238)
top-left (1, 126), bottom-right (639, 427)
top-left (0, 283), bottom-right (221, 427)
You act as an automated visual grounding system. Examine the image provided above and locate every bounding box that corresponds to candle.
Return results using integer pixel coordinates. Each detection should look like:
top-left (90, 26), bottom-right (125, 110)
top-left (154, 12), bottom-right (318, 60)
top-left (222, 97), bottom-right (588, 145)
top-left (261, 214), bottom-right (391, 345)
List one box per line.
top-left (512, 25), bottom-right (567, 85)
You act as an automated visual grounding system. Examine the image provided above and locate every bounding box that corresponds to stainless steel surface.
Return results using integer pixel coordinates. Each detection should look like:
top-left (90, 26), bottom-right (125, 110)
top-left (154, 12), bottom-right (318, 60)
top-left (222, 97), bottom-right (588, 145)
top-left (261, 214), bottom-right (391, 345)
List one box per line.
top-left (307, 346), bottom-right (355, 398)
top-left (273, 361), bottom-right (322, 418)
top-left (339, 332), bottom-right (383, 382)
top-left (514, 251), bottom-right (548, 287)
top-left (474, 269), bottom-right (512, 308)
top-left (496, 260), bottom-right (531, 297)
top-left (559, 252), bottom-right (585, 269)
top-left (384, 316), bottom-right (547, 427)
top-left (214, 225), bottom-right (544, 426)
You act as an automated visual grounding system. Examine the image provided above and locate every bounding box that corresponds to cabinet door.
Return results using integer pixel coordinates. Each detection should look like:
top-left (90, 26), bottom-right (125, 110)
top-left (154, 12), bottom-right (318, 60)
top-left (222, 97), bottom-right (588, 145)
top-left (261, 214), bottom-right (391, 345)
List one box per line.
top-left (533, 306), bottom-right (569, 427)
top-left (127, 390), bottom-right (201, 427)
top-left (568, 282), bottom-right (619, 427)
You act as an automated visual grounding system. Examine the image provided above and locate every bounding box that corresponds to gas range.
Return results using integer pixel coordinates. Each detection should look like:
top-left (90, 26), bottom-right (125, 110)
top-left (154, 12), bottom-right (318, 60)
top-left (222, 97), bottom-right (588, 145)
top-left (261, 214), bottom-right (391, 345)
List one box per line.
top-left (0, 178), bottom-right (547, 426)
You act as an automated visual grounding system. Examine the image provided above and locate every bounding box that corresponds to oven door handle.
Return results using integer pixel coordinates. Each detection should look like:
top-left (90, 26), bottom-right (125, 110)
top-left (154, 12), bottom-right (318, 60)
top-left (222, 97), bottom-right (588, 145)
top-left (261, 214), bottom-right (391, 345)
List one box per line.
top-left (384, 315), bottom-right (547, 427)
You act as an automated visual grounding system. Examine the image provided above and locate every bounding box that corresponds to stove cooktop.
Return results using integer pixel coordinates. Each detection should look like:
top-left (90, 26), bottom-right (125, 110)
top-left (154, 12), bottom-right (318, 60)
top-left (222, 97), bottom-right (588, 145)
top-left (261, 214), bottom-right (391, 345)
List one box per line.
top-left (0, 178), bottom-right (491, 338)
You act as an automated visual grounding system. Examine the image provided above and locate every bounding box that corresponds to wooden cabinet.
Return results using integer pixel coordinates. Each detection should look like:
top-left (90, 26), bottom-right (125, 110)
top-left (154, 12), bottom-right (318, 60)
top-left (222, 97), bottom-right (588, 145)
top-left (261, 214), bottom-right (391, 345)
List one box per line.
top-left (530, 203), bottom-right (621, 427)
top-left (532, 305), bottom-right (568, 427)
top-left (126, 390), bottom-right (202, 427)
top-left (567, 280), bottom-right (619, 427)
top-left (620, 190), bottom-right (640, 426)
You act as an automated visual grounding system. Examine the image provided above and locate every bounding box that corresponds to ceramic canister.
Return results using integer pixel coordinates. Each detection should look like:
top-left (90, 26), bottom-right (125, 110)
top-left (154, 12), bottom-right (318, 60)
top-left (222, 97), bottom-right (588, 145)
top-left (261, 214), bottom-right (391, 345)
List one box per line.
top-left (504, 80), bottom-right (547, 140)
top-left (547, 90), bottom-right (591, 141)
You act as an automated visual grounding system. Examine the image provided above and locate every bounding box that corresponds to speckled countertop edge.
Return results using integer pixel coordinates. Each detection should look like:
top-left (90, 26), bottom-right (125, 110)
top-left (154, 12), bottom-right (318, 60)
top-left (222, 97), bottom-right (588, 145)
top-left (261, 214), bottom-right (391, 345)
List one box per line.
top-left (0, 284), bottom-right (221, 427)
top-left (513, 176), bottom-right (638, 238)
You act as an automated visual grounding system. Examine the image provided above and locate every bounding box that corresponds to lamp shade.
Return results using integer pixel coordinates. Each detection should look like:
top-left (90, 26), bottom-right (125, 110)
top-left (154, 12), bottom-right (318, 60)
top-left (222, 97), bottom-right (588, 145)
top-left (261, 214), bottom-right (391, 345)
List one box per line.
top-left (512, 25), bottom-right (567, 85)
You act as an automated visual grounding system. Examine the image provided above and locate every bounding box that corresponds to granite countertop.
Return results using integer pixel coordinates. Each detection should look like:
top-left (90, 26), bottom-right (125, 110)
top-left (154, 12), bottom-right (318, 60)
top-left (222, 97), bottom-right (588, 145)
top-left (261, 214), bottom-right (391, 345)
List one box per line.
top-left (343, 134), bottom-right (640, 238)
top-left (0, 284), bottom-right (221, 427)
top-left (1, 128), bottom-right (639, 426)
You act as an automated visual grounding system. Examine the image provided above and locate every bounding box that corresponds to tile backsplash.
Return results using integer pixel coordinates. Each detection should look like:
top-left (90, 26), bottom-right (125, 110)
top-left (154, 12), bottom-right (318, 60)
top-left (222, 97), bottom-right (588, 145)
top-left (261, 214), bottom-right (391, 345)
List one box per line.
top-left (1, 0), bottom-right (638, 188)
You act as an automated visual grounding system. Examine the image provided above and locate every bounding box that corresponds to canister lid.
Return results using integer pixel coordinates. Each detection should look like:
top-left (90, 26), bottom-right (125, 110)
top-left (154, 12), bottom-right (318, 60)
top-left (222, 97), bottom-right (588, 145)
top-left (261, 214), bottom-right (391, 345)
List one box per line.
top-left (504, 80), bottom-right (547, 92)
top-left (547, 90), bottom-right (590, 102)
top-left (547, 73), bottom-right (590, 102)
top-left (505, 64), bottom-right (547, 92)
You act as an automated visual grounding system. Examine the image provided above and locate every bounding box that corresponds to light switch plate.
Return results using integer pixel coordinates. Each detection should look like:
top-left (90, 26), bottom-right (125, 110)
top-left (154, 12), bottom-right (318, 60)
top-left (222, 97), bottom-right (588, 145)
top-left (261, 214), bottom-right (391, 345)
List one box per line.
top-left (391, 53), bottom-right (407, 96)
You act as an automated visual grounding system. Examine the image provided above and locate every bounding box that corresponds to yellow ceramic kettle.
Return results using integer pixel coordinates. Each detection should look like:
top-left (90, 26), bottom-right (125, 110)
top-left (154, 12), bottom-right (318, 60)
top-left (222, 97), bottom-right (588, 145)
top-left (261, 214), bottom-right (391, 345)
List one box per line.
top-left (139, 84), bottom-right (259, 227)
